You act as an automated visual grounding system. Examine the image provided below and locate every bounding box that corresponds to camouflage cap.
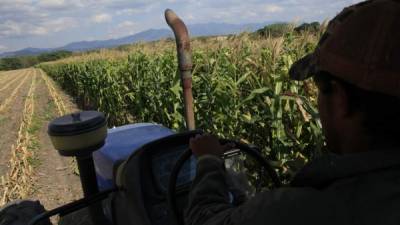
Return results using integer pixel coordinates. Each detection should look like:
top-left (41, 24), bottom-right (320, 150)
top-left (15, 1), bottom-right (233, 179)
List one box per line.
top-left (289, 0), bottom-right (400, 98)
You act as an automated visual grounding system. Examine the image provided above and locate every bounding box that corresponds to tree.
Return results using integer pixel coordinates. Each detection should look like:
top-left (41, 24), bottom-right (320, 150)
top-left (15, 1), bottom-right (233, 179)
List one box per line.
top-left (294, 22), bottom-right (321, 33)
top-left (0, 57), bottom-right (23, 70)
top-left (37, 50), bottom-right (72, 62)
top-left (256, 23), bottom-right (292, 37)
top-left (0, 50), bottom-right (72, 71)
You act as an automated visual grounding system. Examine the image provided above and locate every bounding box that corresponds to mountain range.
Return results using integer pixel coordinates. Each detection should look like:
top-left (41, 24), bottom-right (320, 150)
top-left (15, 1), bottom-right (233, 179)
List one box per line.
top-left (0, 22), bottom-right (270, 58)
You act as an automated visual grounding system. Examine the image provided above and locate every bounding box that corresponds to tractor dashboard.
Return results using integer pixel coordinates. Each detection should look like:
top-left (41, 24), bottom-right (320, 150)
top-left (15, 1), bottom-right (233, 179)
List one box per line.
top-left (151, 145), bottom-right (196, 192)
top-left (112, 131), bottom-right (201, 225)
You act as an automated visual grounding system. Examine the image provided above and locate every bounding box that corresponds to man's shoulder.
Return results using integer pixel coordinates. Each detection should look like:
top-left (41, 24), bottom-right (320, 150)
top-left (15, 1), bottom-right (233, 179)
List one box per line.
top-left (291, 150), bottom-right (400, 187)
top-left (258, 186), bottom-right (336, 206)
top-left (236, 187), bottom-right (344, 225)
top-left (250, 167), bottom-right (400, 224)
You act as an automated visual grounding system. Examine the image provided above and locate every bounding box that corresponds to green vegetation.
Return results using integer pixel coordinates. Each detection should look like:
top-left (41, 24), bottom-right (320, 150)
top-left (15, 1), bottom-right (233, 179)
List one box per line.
top-left (0, 51), bottom-right (72, 71)
top-left (0, 58), bottom-right (22, 70)
top-left (39, 31), bottom-right (325, 181)
top-left (256, 22), bottom-right (321, 38)
top-left (256, 23), bottom-right (293, 37)
top-left (294, 22), bottom-right (321, 33)
top-left (27, 113), bottom-right (42, 168)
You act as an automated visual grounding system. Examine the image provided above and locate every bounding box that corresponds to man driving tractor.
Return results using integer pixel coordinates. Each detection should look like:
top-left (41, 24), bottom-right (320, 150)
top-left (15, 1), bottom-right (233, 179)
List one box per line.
top-left (187, 0), bottom-right (400, 224)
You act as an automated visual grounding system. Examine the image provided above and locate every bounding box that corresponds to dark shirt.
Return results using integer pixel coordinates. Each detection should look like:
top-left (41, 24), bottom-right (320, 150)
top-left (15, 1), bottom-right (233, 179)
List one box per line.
top-left (185, 150), bottom-right (400, 225)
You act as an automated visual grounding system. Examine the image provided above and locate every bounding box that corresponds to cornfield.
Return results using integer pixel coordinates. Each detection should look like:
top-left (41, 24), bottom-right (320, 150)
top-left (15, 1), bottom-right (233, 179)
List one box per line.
top-left (39, 32), bottom-right (325, 181)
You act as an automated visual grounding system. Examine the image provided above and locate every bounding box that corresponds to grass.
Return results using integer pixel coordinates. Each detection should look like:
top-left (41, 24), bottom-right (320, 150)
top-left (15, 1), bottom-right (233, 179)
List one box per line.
top-left (0, 115), bottom-right (8, 124)
top-left (26, 110), bottom-right (43, 168)
top-left (44, 100), bottom-right (56, 120)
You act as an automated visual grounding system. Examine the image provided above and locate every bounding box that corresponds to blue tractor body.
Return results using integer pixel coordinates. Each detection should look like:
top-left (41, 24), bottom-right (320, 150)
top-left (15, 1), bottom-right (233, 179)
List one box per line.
top-left (93, 124), bottom-right (175, 191)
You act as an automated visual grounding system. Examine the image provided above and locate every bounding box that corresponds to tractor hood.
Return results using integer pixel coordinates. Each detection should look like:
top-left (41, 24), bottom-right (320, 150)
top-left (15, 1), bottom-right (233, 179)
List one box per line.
top-left (93, 123), bottom-right (175, 190)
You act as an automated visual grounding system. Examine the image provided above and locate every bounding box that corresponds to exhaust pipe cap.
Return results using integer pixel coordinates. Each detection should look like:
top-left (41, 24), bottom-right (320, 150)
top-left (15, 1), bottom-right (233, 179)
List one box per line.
top-left (48, 111), bottom-right (107, 156)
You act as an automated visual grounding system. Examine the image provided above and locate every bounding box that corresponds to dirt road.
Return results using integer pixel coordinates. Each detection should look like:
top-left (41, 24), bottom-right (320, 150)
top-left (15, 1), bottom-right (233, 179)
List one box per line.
top-left (0, 68), bottom-right (81, 212)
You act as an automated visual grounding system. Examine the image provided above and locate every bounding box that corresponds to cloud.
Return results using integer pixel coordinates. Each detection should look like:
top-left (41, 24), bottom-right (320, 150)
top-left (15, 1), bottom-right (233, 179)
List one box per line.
top-left (91, 13), bottom-right (112, 23)
top-left (0, 0), bottom-right (42, 22)
top-left (114, 1), bottom-right (161, 16)
top-left (0, 0), bottom-right (84, 39)
top-left (108, 21), bottom-right (138, 38)
top-left (262, 4), bottom-right (284, 13)
top-left (36, 0), bottom-right (82, 10)
top-left (0, 20), bottom-right (25, 38)
top-left (0, 21), bottom-right (41, 38)
top-left (172, 1), bottom-right (286, 23)
top-left (0, 0), bottom-right (364, 51)
top-left (42, 17), bottom-right (78, 33)
top-left (115, 6), bottom-right (154, 15)
top-left (37, 0), bottom-right (67, 9)
top-left (0, 45), bottom-right (7, 51)
top-left (0, 17), bottom-right (78, 38)
top-left (30, 27), bottom-right (48, 35)
top-left (117, 21), bottom-right (137, 29)
top-left (116, 8), bottom-right (142, 15)
top-left (96, 0), bottom-right (160, 10)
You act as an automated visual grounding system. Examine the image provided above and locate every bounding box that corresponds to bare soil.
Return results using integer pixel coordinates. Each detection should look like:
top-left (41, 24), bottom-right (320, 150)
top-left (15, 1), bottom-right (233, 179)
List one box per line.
top-left (0, 68), bottom-right (82, 217)
top-left (30, 68), bottom-right (82, 210)
top-left (0, 69), bottom-right (32, 177)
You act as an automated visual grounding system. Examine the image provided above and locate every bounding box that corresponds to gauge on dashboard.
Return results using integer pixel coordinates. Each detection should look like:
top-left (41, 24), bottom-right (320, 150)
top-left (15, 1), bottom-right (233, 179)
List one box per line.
top-left (152, 145), bottom-right (196, 192)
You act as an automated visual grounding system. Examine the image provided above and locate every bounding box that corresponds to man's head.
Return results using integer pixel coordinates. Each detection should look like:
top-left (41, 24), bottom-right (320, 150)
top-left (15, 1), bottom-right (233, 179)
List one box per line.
top-left (313, 71), bottom-right (400, 153)
top-left (289, 0), bottom-right (400, 154)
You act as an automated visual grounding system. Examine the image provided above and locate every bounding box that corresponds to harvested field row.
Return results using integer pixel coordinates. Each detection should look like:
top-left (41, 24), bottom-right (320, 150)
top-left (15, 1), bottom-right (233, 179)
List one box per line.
top-left (0, 70), bottom-right (27, 92)
top-left (0, 70), bottom-right (32, 177)
top-left (0, 68), bottom-right (81, 216)
top-left (29, 69), bottom-right (81, 213)
top-left (0, 70), bottom-right (37, 205)
top-left (0, 73), bottom-right (30, 114)
top-left (0, 70), bottom-right (19, 86)
top-left (0, 71), bottom-right (19, 86)
top-left (39, 69), bottom-right (69, 116)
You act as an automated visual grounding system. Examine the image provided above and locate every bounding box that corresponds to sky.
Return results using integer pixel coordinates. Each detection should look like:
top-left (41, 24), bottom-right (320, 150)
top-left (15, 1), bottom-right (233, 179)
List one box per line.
top-left (0, 0), bottom-right (363, 53)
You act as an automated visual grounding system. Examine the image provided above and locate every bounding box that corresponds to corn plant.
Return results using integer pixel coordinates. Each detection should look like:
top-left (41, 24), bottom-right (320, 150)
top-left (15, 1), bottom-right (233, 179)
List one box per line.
top-left (39, 32), bottom-right (325, 182)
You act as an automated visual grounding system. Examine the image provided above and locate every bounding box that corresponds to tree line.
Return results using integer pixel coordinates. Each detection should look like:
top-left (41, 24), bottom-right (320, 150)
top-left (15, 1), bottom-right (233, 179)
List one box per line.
top-left (256, 22), bottom-right (321, 37)
top-left (0, 51), bottom-right (72, 71)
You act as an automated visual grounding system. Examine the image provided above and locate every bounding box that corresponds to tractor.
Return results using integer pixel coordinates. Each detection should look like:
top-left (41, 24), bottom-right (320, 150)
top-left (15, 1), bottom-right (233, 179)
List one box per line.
top-left (0, 9), bottom-right (281, 225)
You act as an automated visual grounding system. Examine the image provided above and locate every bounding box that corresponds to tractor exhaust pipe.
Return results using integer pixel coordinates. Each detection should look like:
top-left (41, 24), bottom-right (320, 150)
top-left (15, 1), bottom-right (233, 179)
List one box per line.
top-left (165, 9), bottom-right (195, 131)
top-left (47, 111), bottom-right (109, 225)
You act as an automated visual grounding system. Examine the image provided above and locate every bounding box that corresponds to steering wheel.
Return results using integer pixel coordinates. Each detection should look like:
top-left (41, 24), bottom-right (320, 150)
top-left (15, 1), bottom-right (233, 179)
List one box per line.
top-left (167, 139), bottom-right (282, 225)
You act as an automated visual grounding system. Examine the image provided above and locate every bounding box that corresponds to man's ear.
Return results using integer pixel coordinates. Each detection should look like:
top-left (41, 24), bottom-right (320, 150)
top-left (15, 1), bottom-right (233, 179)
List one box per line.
top-left (330, 80), bottom-right (350, 117)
